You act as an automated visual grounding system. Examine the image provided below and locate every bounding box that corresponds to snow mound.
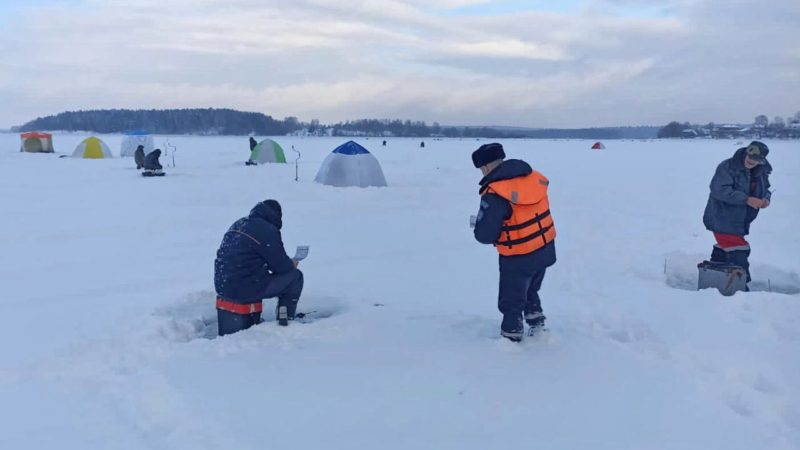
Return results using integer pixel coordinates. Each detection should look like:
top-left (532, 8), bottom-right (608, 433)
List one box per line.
top-left (155, 290), bottom-right (219, 342)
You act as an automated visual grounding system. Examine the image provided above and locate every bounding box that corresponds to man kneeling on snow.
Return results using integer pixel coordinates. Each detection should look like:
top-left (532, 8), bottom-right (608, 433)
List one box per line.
top-left (214, 200), bottom-right (304, 336)
top-left (472, 143), bottom-right (557, 342)
top-left (143, 148), bottom-right (164, 175)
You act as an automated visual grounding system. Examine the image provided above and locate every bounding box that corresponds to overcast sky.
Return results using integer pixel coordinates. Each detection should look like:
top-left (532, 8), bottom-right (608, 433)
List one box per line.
top-left (0, 0), bottom-right (798, 128)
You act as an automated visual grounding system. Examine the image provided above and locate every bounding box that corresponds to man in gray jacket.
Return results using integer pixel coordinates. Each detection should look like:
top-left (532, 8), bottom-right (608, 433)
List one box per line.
top-left (134, 145), bottom-right (145, 170)
top-left (703, 141), bottom-right (772, 285)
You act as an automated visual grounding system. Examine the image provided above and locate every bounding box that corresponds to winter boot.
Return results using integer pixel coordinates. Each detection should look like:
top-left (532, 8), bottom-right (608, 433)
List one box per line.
top-left (710, 245), bottom-right (727, 263)
top-left (276, 305), bottom-right (289, 326)
top-left (501, 314), bottom-right (524, 342)
top-left (728, 249), bottom-right (752, 284)
top-left (275, 298), bottom-right (299, 326)
top-left (525, 312), bottom-right (546, 335)
top-left (289, 299), bottom-right (299, 319)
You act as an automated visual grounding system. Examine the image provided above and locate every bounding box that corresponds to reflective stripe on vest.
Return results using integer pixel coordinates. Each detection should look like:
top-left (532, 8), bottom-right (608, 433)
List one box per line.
top-left (482, 171), bottom-right (556, 256)
top-left (216, 298), bottom-right (263, 315)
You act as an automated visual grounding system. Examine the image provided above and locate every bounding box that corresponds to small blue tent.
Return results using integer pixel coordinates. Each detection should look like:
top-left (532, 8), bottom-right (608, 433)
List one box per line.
top-left (314, 141), bottom-right (388, 188)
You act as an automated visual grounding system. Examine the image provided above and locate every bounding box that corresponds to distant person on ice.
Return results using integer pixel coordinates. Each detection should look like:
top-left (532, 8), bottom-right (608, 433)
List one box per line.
top-left (134, 145), bottom-right (145, 170)
top-left (246, 136), bottom-right (258, 166)
top-left (471, 143), bottom-right (556, 342)
top-left (214, 199), bottom-right (304, 336)
top-left (142, 148), bottom-right (163, 175)
top-left (703, 141), bottom-right (771, 287)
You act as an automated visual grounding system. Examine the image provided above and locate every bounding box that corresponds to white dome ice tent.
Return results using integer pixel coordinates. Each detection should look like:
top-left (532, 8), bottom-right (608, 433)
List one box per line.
top-left (120, 130), bottom-right (154, 157)
top-left (314, 141), bottom-right (387, 188)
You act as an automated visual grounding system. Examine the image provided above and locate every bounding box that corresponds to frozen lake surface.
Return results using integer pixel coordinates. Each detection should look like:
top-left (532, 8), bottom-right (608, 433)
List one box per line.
top-left (1, 133), bottom-right (798, 449)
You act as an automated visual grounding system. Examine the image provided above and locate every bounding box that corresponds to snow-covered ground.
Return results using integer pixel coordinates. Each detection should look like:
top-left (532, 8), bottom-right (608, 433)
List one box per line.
top-left (1, 134), bottom-right (798, 449)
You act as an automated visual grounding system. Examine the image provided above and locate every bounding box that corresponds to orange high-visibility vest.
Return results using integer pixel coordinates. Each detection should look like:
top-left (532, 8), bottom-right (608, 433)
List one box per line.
top-left (481, 171), bottom-right (556, 256)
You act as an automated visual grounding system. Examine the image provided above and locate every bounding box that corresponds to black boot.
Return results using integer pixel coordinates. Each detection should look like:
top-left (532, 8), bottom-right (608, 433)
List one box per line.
top-left (501, 314), bottom-right (524, 342)
top-left (275, 305), bottom-right (288, 326)
top-left (729, 249), bottom-right (752, 284)
top-left (525, 312), bottom-right (546, 335)
top-left (285, 298), bottom-right (299, 319)
top-left (275, 298), bottom-right (299, 326)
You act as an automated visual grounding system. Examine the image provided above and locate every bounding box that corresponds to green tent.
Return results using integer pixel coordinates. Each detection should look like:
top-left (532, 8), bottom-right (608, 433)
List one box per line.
top-left (249, 139), bottom-right (287, 164)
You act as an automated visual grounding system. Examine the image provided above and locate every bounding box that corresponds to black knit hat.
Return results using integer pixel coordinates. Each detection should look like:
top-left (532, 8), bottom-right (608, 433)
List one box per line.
top-left (471, 143), bottom-right (506, 168)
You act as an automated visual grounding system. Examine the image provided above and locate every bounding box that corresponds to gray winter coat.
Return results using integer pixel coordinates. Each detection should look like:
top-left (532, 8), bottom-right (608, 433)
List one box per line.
top-left (703, 147), bottom-right (771, 236)
top-left (134, 145), bottom-right (145, 169)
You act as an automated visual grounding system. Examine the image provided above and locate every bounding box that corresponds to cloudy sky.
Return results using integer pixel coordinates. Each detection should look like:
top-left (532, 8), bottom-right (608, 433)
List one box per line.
top-left (0, 0), bottom-right (798, 128)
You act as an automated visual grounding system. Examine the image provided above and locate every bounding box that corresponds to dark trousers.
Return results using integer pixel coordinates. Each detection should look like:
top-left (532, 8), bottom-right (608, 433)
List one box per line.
top-left (217, 310), bottom-right (263, 336)
top-left (217, 269), bottom-right (304, 336)
top-left (498, 268), bottom-right (546, 318)
top-left (262, 268), bottom-right (304, 302)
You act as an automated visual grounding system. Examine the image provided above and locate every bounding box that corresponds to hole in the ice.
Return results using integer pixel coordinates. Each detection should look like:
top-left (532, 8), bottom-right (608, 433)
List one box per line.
top-left (664, 252), bottom-right (800, 295)
top-left (156, 292), bottom-right (347, 342)
top-left (161, 316), bottom-right (218, 342)
top-left (156, 290), bottom-right (219, 342)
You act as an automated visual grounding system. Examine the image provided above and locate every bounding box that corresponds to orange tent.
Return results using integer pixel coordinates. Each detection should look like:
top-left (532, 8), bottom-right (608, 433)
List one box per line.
top-left (20, 132), bottom-right (55, 153)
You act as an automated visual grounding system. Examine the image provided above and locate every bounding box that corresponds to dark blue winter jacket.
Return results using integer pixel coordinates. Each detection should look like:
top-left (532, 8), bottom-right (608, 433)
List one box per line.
top-left (703, 147), bottom-right (772, 236)
top-left (143, 149), bottom-right (163, 171)
top-left (214, 202), bottom-right (295, 303)
top-left (474, 159), bottom-right (557, 274)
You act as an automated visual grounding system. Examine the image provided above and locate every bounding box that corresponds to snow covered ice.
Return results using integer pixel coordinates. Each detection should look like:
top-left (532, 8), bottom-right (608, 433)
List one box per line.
top-left (1, 134), bottom-right (799, 449)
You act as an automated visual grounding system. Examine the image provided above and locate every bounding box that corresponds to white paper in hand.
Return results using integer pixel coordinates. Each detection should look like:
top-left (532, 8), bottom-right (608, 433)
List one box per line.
top-left (293, 245), bottom-right (310, 261)
top-left (470, 215), bottom-right (477, 229)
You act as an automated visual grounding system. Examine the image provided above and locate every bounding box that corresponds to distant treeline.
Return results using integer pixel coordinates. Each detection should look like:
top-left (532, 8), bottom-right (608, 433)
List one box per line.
top-left (17, 109), bottom-right (292, 135)
top-left (15, 108), bottom-right (660, 139)
top-left (327, 119), bottom-right (658, 139)
top-left (495, 127), bottom-right (659, 139)
top-left (328, 119), bottom-right (534, 138)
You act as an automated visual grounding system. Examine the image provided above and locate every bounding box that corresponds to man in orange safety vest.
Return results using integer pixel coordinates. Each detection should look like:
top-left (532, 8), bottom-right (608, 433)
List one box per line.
top-left (472, 143), bottom-right (557, 342)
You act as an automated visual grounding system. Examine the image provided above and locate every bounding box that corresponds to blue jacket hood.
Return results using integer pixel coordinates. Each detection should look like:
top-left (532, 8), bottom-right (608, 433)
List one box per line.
top-left (249, 201), bottom-right (282, 229)
top-left (479, 159), bottom-right (533, 189)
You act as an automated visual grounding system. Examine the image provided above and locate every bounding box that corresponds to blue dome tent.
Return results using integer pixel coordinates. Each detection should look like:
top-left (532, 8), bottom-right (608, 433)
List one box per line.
top-left (314, 141), bottom-right (387, 188)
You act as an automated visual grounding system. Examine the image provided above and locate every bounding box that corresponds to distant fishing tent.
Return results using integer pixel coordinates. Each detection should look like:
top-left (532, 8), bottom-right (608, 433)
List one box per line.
top-left (249, 139), bottom-right (287, 164)
top-left (120, 130), bottom-right (154, 157)
top-left (314, 141), bottom-right (387, 188)
top-left (73, 136), bottom-right (113, 159)
top-left (591, 142), bottom-right (605, 150)
top-left (20, 132), bottom-right (54, 153)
